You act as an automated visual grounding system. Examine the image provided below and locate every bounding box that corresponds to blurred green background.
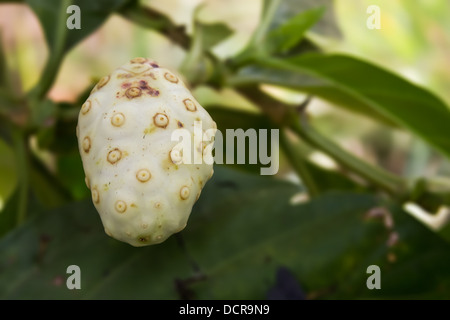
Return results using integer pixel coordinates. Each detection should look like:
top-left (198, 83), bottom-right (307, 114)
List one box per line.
top-left (1, 0), bottom-right (450, 299)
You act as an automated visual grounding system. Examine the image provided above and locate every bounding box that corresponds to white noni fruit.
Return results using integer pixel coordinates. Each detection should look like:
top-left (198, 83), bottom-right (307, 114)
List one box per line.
top-left (76, 57), bottom-right (216, 247)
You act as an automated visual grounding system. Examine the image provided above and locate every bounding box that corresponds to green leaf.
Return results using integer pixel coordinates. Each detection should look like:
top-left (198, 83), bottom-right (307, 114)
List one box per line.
top-left (26, 0), bottom-right (130, 53)
top-left (267, 0), bottom-right (341, 38)
top-left (31, 99), bottom-right (57, 128)
top-left (209, 105), bottom-right (361, 192)
top-left (1, 166), bottom-right (450, 299)
top-left (29, 154), bottom-right (72, 209)
top-left (27, 0), bottom-right (131, 99)
top-left (36, 101), bottom-right (80, 154)
top-left (0, 189), bottom-right (20, 237)
top-left (207, 106), bottom-right (276, 175)
top-left (0, 138), bottom-right (17, 211)
top-left (57, 152), bottom-right (90, 200)
top-left (0, 199), bottom-right (188, 299)
top-left (351, 204), bottom-right (450, 299)
top-left (198, 22), bottom-right (233, 50)
top-left (232, 64), bottom-right (397, 126)
top-left (289, 140), bottom-right (365, 193)
top-left (0, 29), bottom-right (7, 88)
top-left (241, 54), bottom-right (450, 159)
top-left (267, 7), bottom-right (325, 54)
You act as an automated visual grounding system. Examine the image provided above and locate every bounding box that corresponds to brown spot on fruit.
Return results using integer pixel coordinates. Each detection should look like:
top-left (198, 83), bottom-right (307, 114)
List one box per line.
top-left (136, 169), bottom-right (151, 182)
top-left (138, 236), bottom-right (150, 243)
top-left (150, 62), bottom-right (159, 68)
top-left (115, 200), bottom-right (127, 213)
top-left (82, 137), bottom-right (91, 153)
top-left (138, 80), bottom-right (160, 97)
top-left (177, 121), bottom-right (184, 128)
top-left (153, 113), bottom-right (169, 128)
top-left (107, 148), bottom-right (122, 164)
top-left (164, 72), bottom-right (178, 83)
top-left (183, 98), bottom-right (197, 112)
top-left (125, 87), bottom-right (142, 99)
top-left (81, 100), bottom-right (92, 115)
top-left (111, 112), bottom-right (125, 127)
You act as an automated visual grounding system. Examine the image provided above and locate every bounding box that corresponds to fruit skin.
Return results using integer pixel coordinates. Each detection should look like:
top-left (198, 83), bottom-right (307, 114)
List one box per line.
top-left (76, 58), bottom-right (216, 247)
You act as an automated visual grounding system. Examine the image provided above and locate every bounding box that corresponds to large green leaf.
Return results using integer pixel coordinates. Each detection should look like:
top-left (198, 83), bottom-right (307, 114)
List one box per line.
top-left (208, 105), bottom-right (361, 191)
top-left (2, 166), bottom-right (450, 299)
top-left (207, 106), bottom-right (275, 175)
top-left (26, 0), bottom-right (130, 53)
top-left (265, 0), bottom-right (341, 38)
top-left (235, 53), bottom-right (450, 158)
top-left (26, 0), bottom-right (131, 99)
top-left (266, 7), bottom-right (325, 54)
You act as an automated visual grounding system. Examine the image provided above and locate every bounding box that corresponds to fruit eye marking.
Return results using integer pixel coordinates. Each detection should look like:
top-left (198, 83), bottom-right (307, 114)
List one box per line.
top-left (107, 148), bottom-right (122, 164)
top-left (183, 98), bottom-right (197, 112)
top-left (153, 113), bottom-right (169, 128)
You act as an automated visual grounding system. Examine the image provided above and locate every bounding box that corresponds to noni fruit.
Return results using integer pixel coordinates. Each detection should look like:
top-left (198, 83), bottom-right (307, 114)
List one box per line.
top-left (76, 57), bottom-right (216, 247)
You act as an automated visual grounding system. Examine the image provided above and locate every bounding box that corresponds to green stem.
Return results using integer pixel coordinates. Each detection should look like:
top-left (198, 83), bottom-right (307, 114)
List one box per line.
top-left (228, 0), bottom-right (280, 69)
top-left (236, 85), bottom-right (407, 197)
top-left (30, 0), bottom-right (71, 101)
top-left (249, 0), bottom-right (281, 47)
top-left (287, 111), bottom-right (407, 196)
top-left (119, 2), bottom-right (190, 50)
top-left (12, 129), bottom-right (29, 225)
top-left (179, 21), bottom-right (203, 82)
top-left (279, 128), bottom-right (320, 197)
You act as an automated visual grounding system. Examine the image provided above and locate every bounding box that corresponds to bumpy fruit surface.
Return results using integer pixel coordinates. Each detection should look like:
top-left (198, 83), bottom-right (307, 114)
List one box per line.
top-left (76, 58), bottom-right (216, 246)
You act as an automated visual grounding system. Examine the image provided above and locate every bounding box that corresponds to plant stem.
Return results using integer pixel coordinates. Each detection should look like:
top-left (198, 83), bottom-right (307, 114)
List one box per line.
top-left (12, 128), bottom-right (29, 225)
top-left (279, 128), bottom-right (320, 197)
top-left (29, 0), bottom-right (71, 101)
top-left (287, 110), bottom-right (407, 196)
top-left (179, 21), bottom-right (203, 83)
top-left (236, 85), bottom-right (407, 197)
top-left (228, 0), bottom-right (281, 69)
top-left (249, 0), bottom-right (281, 48)
top-left (119, 2), bottom-right (190, 50)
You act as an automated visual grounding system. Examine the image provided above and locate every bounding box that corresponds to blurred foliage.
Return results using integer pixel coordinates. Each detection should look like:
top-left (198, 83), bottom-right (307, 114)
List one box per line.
top-left (0, 0), bottom-right (450, 299)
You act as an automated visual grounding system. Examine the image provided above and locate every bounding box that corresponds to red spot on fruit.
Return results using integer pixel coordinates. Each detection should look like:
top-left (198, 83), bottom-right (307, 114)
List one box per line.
top-left (137, 80), bottom-right (160, 97)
